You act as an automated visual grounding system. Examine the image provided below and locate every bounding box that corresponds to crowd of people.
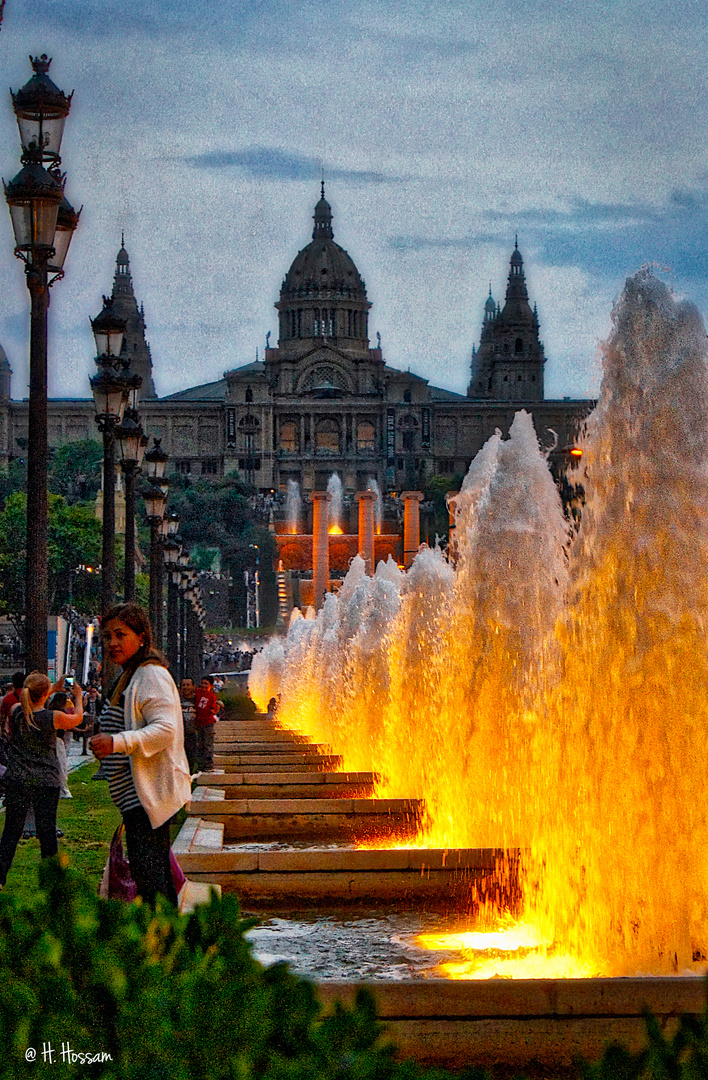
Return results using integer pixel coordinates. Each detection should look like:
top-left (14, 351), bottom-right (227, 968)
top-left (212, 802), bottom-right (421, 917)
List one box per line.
top-left (0, 602), bottom-right (225, 906)
top-left (203, 633), bottom-right (260, 673)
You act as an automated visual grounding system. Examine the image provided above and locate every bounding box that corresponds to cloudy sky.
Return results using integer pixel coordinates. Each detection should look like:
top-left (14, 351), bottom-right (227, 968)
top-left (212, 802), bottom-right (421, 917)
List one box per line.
top-left (1, 0), bottom-right (707, 402)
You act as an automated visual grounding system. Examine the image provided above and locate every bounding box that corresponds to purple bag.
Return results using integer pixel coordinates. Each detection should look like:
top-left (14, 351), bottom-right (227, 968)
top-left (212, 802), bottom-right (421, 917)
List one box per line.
top-left (99, 823), bottom-right (187, 901)
top-left (104, 824), bottom-right (138, 902)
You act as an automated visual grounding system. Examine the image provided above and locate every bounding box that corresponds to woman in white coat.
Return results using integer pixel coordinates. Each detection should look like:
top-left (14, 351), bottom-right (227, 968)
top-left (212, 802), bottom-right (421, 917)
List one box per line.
top-left (90, 604), bottom-right (191, 905)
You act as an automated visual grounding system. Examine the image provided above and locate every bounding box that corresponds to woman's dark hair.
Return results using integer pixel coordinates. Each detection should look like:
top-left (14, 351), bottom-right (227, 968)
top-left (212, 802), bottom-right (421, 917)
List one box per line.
top-left (48, 692), bottom-right (68, 711)
top-left (101, 603), bottom-right (167, 672)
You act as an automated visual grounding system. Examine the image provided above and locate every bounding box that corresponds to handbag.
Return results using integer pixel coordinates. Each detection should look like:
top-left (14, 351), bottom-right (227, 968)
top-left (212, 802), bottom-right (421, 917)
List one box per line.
top-left (98, 822), bottom-right (187, 902)
top-left (98, 824), bottom-right (137, 902)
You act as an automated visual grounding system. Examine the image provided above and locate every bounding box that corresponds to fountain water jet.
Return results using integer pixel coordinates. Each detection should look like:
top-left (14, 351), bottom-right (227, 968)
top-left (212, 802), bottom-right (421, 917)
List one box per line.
top-left (327, 473), bottom-right (343, 533)
top-left (285, 479), bottom-right (301, 534)
top-left (367, 478), bottom-right (383, 533)
top-left (250, 271), bottom-right (708, 978)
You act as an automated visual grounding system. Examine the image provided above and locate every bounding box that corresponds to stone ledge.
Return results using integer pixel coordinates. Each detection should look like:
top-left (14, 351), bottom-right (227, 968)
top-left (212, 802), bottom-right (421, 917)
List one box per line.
top-left (188, 797), bottom-right (423, 816)
top-left (316, 977), bottom-right (707, 1020)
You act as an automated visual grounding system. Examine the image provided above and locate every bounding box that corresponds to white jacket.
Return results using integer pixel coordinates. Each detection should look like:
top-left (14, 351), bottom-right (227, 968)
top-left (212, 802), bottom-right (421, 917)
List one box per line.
top-left (111, 664), bottom-right (192, 829)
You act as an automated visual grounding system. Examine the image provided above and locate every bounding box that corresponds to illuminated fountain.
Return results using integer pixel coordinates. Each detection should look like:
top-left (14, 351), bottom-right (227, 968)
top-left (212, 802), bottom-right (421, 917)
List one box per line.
top-left (252, 271), bottom-right (708, 981)
top-left (285, 479), bottom-right (302, 534)
top-left (327, 473), bottom-right (344, 534)
top-left (367, 477), bottom-right (383, 534)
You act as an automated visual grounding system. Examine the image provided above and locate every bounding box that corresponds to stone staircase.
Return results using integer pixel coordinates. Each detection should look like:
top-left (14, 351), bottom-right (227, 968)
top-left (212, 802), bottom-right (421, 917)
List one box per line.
top-left (173, 713), bottom-right (513, 907)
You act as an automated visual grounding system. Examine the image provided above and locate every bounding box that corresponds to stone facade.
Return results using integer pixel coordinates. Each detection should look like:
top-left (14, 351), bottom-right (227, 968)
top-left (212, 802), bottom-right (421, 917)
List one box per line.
top-left (0, 192), bottom-right (594, 488)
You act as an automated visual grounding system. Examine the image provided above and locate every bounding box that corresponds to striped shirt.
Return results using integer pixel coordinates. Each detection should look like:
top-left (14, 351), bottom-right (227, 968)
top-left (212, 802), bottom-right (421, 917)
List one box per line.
top-left (99, 695), bottom-right (141, 814)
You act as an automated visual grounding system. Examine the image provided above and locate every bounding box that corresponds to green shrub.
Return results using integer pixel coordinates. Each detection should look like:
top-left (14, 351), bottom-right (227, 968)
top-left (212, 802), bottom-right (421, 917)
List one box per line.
top-left (219, 691), bottom-right (257, 718)
top-left (0, 859), bottom-right (480, 1080)
top-left (583, 1008), bottom-right (708, 1080)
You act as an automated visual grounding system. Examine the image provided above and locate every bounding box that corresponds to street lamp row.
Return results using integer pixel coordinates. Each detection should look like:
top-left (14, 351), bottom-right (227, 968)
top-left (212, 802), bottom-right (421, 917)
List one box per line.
top-left (4, 55), bottom-right (80, 670)
top-left (4, 56), bottom-right (206, 674)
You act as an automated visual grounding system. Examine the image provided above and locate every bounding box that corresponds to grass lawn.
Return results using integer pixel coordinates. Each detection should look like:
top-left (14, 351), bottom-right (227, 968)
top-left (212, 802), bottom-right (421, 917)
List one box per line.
top-left (0, 762), bottom-right (188, 903)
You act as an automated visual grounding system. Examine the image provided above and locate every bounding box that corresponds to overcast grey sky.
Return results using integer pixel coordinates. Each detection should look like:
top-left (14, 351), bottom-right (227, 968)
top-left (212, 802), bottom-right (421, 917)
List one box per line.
top-left (1, 0), bottom-right (707, 401)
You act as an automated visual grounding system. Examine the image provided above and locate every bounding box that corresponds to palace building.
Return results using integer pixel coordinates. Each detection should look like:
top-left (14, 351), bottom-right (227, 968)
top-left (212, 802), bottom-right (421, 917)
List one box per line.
top-left (0, 188), bottom-right (593, 490)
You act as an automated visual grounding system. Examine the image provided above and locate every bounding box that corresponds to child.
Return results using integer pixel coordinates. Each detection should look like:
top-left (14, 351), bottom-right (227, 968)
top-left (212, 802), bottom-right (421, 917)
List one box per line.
top-left (194, 676), bottom-right (220, 772)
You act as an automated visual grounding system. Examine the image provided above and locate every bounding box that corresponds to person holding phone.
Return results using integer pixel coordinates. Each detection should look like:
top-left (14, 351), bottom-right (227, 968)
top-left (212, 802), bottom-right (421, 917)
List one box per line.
top-left (0, 673), bottom-right (83, 887)
top-left (90, 604), bottom-right (191, 905)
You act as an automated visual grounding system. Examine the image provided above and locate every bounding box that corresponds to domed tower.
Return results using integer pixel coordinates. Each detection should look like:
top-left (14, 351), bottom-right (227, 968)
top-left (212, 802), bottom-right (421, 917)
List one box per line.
top-left (467, 241), bottom-right (545, 401)
top-left (109, 237), bottom-right (157, 399)
top-left (275, 184), bottom-right (371, 356)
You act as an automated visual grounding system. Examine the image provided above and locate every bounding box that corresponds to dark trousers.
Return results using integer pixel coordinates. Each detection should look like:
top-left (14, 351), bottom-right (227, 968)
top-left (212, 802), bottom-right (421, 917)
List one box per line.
top-left (0, 784), bottom-right (60, 885)
top-left (183, 725), bottom-right (197, 774)
top-left (122, 805), bottom-right (177, 906)
top-left (195, 725), bottom-right (214, 771)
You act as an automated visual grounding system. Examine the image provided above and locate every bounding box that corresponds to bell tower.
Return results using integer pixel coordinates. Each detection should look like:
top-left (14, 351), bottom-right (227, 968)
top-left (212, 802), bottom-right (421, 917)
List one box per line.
top-left (110, 238), bottom-right (157, 399)
top-left (467, 241), bottom-right (545, 401)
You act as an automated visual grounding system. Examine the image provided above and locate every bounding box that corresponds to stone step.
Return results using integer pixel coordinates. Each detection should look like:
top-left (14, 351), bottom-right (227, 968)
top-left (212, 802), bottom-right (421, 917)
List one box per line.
top-left (212, 755), bottom-right (343, 772)
top-left (172, 818), bottom-right (512, 906)
top-left (214, 730), bottom-right (311, 744)
top-left (187, 789), bottom-right (424, 842)
top-left (216, 720), bottom-right (287, 733)
top-left (214, 742), bottom-right (331, 755)
top-left (173, 815), bottom-right (225, 854)
top-left (178, 878), bottom-right (221, 914)
top-left (315, 979), bottom-right (707, 1071)
top-left (196, 770), bottom-right (378, 800)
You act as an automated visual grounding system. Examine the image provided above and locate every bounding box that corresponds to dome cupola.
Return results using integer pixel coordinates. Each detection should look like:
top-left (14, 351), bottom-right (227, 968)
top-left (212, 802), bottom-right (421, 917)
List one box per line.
top-left (312, 182), bottom-right (333, 240)
top-left (276, 186), bottom-right (371, 348)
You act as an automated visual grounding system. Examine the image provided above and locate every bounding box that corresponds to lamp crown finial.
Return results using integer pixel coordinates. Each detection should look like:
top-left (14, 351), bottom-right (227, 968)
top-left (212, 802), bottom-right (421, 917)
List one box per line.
top-left (30, 54), bottom-right (52, 76)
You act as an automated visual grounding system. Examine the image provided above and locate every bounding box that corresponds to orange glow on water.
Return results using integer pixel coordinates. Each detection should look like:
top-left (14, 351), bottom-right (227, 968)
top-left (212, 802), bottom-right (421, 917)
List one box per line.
top-left (416, 922), bottom-right (598, 979)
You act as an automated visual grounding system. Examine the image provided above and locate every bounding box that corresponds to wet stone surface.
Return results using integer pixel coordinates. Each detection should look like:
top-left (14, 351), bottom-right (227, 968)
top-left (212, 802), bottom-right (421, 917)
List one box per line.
top-left (243, 909), bottom-right (467, 981)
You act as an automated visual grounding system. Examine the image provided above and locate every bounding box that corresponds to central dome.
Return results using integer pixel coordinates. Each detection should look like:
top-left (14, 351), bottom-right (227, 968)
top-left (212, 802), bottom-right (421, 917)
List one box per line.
top-left (276, 187), bottom-right (371, 348)
top-left (280, 187), bottom-right (367, 303)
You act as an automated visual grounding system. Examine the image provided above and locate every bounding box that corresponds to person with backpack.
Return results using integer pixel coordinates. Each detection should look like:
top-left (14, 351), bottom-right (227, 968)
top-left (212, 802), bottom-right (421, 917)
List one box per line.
top-left (0, 674), bottom-right (83, 887)
top-left (89, 604), bottom-right (191, 906)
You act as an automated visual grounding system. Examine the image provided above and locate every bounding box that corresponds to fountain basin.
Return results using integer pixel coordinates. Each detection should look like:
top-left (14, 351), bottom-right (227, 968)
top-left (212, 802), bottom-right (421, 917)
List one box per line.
top-left (187, 789), bottom-right (424, 842)
top-left (316, 977), bottom-right (706, 1070)
top-left (197, 770), bottom-right (378, 800)
top-left (174, 817), bottom-right (510, 905)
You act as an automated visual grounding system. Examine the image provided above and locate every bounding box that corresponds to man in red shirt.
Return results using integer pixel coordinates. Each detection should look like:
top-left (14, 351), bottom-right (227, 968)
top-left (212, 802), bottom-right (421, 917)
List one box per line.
top-left (194, 676), bottom-right (220, 772)
top-left (1, 672), bottom-right (24, 738)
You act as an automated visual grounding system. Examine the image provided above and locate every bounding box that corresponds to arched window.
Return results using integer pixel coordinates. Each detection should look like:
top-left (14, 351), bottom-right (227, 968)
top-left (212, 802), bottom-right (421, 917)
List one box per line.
top-left (279, 420), bottom-right (298, 453)
top-left (315, 418), bottom-right (341, 454)
top-left (403, 388), bottom-right (412, 403)
top-left (245, 386), bottom-right (253, 403)
top-left (239, 414), bottom-right (260, 453)
top-left (357, 421), bottom-right (375, 453)
top-left (515, 337), bottom-right (524, 354)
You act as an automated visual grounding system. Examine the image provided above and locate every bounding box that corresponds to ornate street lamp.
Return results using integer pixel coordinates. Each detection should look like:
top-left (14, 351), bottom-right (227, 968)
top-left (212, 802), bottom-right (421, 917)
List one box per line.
top-left (90, 297), bottom-right (130, 625)
top-left (142, 445), bottom-right (169, 646)
top-left (3, 55), bottom-right (78, 669)
top-left (115, 405), bottom-right (144, 602)
top-left (163, 534), bottom-right (181, 671)
top-left (144, 436), bottom-right (168, 482)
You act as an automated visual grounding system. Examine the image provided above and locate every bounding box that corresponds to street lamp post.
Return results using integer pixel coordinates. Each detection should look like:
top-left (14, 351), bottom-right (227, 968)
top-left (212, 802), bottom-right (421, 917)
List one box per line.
top-left (90, 299), bottom-right (130, 621)
top-left (177, 550), bottom-right (189, 679)
top-left (115, 405), bottom-right (145, 601)
top-left (142, 437), bottom-right (168, 646)
top-left (163, 532), bottom-right (181, 672)
top-left (4, 55), bottom-right (78, 669)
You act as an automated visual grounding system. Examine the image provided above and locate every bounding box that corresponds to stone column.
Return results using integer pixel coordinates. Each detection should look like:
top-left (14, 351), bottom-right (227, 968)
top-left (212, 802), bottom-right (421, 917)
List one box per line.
top-left (309, 490), bottom-right (331, 610)
top-left (356, 490), bottom-right (377, 575)
top-left (401, 490), bottom-right (424, 568)
top-left (447, 491), bottom-right (459, 568)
